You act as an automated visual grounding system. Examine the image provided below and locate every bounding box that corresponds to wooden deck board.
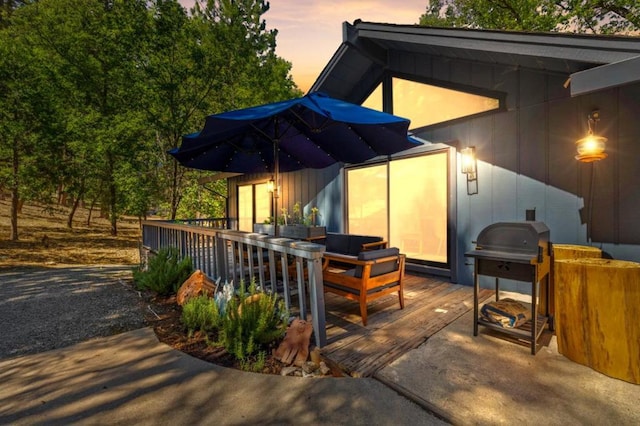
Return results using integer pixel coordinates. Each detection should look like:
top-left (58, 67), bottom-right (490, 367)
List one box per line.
top-left (320, 273), bottom-right (493, 377)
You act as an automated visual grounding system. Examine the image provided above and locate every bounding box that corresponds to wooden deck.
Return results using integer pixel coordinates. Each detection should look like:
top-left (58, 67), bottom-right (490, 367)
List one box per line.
top-left (319, 273), bottom-right (493, 377)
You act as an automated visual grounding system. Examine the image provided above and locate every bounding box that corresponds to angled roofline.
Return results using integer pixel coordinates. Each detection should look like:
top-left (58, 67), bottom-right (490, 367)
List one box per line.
top-left (570, 55), bottom-right (640, 95)
top-left (311, 21), bottom-right (640, 95)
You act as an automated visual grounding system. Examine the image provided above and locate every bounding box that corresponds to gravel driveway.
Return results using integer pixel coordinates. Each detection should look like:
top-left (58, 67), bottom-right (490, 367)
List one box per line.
top-left (0, 265), bottom-right (146, 360)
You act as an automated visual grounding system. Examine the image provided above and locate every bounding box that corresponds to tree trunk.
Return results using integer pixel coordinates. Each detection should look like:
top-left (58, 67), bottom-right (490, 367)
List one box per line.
top-left (57, 183), bottom-right (65, 205)
top-left (110, 182), bottom-right (117, 236)
top-left (106, 152), bottom-right (117, 236)
top-left (87, 197), bottom-right (97, 226)
top-left (67, 182), bottom-right (85, 229)
top-left (67, 196), bottom-right (81, 228)
top-left (546, 244), bottom-right (602, 315)
top-left (10, 140), bottom-right (19, 241)
top-left (555, 258), bottom-right (640, 384)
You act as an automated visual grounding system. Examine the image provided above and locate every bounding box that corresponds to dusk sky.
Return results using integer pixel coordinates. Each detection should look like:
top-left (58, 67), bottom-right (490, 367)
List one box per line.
top-left (178, 1), bottom-right (428, 92)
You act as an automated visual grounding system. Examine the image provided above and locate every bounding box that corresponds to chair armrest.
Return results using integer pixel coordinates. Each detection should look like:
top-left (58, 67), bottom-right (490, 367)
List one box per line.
top-left (323, 252), bottom-right (399, 267)
top-left (361, 240), bottom-right (388, 251)
top-left (323, 252), bottom-right (357, 270)
top-left (324, 252), bottom-right (358, 262)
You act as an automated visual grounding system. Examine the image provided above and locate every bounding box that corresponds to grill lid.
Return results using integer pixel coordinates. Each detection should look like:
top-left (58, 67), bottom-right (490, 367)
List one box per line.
top-left (465, 221), bottom-right (550, 262)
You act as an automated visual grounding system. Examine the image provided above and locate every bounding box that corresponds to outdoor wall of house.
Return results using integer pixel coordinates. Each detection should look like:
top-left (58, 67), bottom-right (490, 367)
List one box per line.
top-left (228, 163), bottom-right (344, 232)
top-left (386, 51), bottom-right (640, 290)
top-left (224, 51), bottom-right (640, 292)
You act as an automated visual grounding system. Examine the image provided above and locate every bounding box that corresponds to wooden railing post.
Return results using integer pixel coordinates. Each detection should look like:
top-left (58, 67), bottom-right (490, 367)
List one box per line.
top-left (308, 256), bottom-right (326, 347)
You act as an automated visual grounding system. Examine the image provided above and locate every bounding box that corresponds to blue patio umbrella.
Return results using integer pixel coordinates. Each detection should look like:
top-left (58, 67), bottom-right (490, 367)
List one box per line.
top-left (169, 91), bottom-right (421, 221)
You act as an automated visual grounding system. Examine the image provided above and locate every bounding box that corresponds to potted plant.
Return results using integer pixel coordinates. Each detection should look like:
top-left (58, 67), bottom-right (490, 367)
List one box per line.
top-left (279, 202), bottom-right (326, 240)
top-left (253, 217), bottom-right (278, 236)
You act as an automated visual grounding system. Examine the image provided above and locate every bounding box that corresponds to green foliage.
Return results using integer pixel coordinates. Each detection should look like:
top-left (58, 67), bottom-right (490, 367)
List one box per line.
top-left (181, 295), bottom-right (222, 338)
top-left (133, 247), bottom-right (193, 295)
top-left (1, 0), bottom-right (301, 238)
top-left (239, 351), bottom-right (267, 373)
top-left (419, 0), bottom-right (639, 34)
top-left (219, 280), bottom-right (288, 361)
top-left (173, 172), bottom-right (227, 219)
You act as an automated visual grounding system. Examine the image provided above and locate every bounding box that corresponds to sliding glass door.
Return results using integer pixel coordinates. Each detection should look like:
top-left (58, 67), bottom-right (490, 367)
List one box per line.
top-left (346, 164), bottom-right (388, 241)
top-left (347, 150), bottom-right (449, 266)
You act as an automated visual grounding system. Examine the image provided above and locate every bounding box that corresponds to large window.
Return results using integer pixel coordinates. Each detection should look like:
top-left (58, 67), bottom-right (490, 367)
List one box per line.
top-left (347, 164), bottom-right (388, 241)
top-left (238, 182), bottom-right (271, 231)
top-left (347, 150), bottom-right (448, 265)
top-left (363, 77), bottom-right (500, 129)
top-left (389, 153), bottom-right (448, 264)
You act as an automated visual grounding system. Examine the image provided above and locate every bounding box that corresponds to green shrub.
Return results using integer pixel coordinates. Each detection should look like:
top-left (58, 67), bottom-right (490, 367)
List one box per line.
top-left (219, 280), bottom-right (288, 361)
top-left (181, 295), bottom-right (222, 338)
top-left (239, 351), bottom-right (267, 373)
top-left (133, 247), bottom-right (193, 295)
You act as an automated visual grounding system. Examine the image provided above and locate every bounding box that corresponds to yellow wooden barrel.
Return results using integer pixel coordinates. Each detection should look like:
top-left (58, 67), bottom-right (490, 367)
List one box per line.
top-left (544, 244), bottom-right (602, 316)
top-left (554, 258), bottom-right (640, 384)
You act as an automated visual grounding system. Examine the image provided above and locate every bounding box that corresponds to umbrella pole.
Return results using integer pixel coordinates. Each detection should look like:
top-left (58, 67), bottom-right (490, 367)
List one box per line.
top-left (273, 139), bottom-right (279, 227)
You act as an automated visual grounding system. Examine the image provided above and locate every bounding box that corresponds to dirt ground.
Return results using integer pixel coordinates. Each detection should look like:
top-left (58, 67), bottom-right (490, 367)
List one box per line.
top-left (0, 199), bottom-right (301, 375)
top-left (0, 198), bottom-right (140, 267)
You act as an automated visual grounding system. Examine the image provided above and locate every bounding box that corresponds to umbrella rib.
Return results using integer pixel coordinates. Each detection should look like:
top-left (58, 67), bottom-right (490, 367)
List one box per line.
top-left (249, 118), bottom-right (338, 167)
top-left (289, 109), bottom-right (333, 133)
top-left (345, 124), bottom-right (378, 158)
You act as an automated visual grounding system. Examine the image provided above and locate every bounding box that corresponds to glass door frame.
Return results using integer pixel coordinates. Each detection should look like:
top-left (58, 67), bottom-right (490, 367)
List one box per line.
top-left (345, 145), bottom-right (458, 282)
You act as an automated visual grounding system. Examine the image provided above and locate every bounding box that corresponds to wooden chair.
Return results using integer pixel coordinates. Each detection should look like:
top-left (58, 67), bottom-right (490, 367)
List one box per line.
top-left (322, 247), bottom-right (405, 326)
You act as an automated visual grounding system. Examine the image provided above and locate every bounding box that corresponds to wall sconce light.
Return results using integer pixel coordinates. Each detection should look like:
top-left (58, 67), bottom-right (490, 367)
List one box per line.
top-left (267, 177), bottom-right (280, 198)
top-left (575, 110), bottom-right (608, 162)
top-left (461, 146), bottom-right (478, 195)
top-left (461, 147), bottom-right (477, 179)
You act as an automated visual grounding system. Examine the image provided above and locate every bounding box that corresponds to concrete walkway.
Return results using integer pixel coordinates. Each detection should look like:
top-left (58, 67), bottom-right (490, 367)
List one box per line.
top-left (0, 328), bottom-right (444, 425)
top-left (1, 266), bottom-right (638, 425)
top-left (377, 308), bottom-right (640, 425)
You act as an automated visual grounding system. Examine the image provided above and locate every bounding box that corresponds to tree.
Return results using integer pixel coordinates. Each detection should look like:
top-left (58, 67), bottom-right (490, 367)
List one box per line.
top-left (148, 0), bottom-right (300, 219)
top-left (420, 0), bottom-right (639, 34)
top-left (17, 0), bottom-right (154, 235)
top-left (0, 0), bottom-right (28, 28)
top-left (0, 21), bottom-right (64, 240)
top-left (1, 0), bottom-right (302, 242)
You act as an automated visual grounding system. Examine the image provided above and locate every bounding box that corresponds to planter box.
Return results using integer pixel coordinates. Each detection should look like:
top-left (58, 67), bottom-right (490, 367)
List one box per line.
top-left (253, 223), bottom-right (278, 236)
top-left (279, 225), bottom-right (326, 240)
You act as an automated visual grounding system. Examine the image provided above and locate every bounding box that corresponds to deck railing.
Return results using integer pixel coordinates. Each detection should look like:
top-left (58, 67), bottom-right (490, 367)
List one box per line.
top-left (171, 217), bottom-right (229, 228)
top-left (141, 220), bottom-right (327, 347)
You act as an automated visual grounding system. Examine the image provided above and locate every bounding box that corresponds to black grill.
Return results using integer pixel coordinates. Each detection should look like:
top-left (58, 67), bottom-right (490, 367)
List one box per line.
top-left (465, 221), bottom-right (552, 355)
top-left (465, 221), bottom-right (551, 281)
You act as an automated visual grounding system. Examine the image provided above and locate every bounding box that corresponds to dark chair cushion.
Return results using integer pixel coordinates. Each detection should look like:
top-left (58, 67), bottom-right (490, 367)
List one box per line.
top-left (347, 235), bottom-right (384, 256)
top-left (325, 233), bottom-right (350, 254)
top-left (355, 247), bottom-right (400, 278)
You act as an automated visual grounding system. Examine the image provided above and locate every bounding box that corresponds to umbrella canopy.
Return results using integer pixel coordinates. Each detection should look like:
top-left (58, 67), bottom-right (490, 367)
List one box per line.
top-left (169, 92), bottom-right (421, 174)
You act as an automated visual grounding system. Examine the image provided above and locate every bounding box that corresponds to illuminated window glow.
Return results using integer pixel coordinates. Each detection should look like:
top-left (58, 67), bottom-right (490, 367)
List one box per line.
top-left (347, 151), bottom-right (448, 265)
top-left (238, 182), bottom-right (271, 231)
top-left (363, 78), bottom-right (500, 129)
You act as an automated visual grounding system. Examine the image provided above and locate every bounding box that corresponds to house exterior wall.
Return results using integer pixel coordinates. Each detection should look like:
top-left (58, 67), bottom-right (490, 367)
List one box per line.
top-left (227, 52), bottom-right (640, 290)
top-left (228, 163), bottom-right (344, 232)
top-left (387, 51), bottom-right (640, 289)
